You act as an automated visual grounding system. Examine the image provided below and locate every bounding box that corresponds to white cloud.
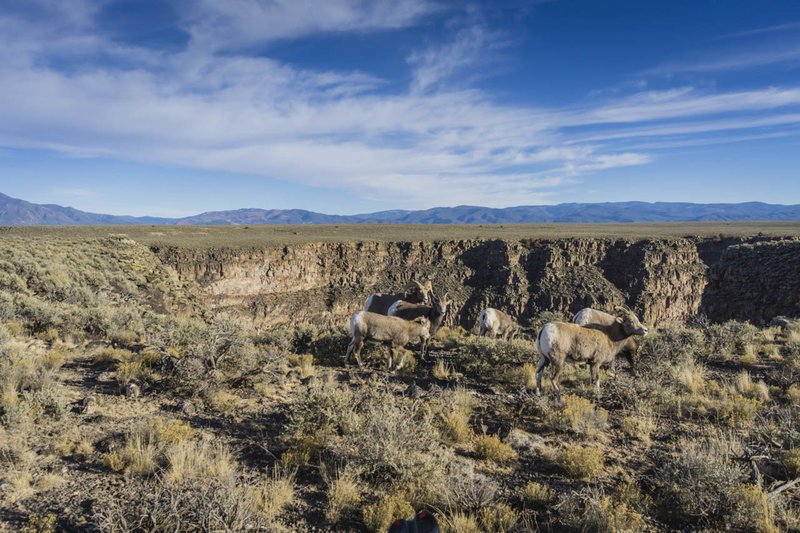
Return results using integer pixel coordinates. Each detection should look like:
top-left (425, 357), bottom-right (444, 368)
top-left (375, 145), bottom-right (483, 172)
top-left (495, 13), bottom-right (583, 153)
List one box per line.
top-left (407, 23), bottom-right (507, 93)
top-left (1, 1), bottom-right (799, 208)
top-left (180, 0), bottom-right (442, 52)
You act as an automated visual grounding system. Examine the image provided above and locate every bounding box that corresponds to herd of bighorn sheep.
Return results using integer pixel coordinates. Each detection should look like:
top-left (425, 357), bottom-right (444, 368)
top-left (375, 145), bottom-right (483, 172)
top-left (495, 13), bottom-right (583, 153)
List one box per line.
top-left (345, 279), bottom-right (650, 396)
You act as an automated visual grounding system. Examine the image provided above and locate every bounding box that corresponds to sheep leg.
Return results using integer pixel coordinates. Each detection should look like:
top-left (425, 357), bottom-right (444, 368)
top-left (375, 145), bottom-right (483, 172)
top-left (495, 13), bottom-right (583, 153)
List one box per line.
top-left (344, 339), bottom-right (356, 367)
top-left (590, 363), bottom-right (601, 388)
top-left (549, 362), bottom-right (563, 398)
top-left (394, 347), bottom-right (409, 371)
top-left (478, 324), bottom-right (486, 337)
top-left (535, 354), bottom-right (549, 395)
top-left (387, 346), bottom-right (394, 370)
top-left (345, 339), bottom-right (365, 369)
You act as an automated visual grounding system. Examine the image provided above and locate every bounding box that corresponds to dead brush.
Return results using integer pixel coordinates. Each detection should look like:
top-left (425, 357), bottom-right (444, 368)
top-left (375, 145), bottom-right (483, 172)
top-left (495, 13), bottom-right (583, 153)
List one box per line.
top-left (546, 394), bottom-right (608, 439)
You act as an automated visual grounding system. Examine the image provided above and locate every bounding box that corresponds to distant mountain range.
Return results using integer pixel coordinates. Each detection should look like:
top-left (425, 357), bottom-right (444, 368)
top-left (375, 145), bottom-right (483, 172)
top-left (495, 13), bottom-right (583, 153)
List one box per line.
top-left (1, 192), bottom-right (799, 226)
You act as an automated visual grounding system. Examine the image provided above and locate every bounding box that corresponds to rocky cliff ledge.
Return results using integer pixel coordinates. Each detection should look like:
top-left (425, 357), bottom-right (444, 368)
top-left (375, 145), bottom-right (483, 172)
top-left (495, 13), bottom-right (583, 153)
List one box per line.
top-left (153, 236), bottom-right (800, 330)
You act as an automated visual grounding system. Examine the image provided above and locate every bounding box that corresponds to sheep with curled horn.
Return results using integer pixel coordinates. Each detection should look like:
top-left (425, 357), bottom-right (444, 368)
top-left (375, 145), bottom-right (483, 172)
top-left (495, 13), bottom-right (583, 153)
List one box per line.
top-left (344, 311), bottom-right (430, 371)
top-left (388, 293), bottom-right (451, 358)
top-left (572, 306), bottom-right (640, 374)
top-left (536, 306), bottom-right (649, 397)
top-left (364, 280), bottom-right (433, 315)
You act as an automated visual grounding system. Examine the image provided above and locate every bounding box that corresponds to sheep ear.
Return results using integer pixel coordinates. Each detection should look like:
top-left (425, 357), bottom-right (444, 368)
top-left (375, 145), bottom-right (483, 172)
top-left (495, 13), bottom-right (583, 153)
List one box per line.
top-left (615, 316), bottom-right (624, 324)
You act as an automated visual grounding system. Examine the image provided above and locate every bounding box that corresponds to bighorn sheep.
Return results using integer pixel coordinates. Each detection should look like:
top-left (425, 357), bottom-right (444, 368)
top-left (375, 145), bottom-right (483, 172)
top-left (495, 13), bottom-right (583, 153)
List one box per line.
top-left (478, 308), bottom-right (518, 340)
top-left (388, 293), bottom-right (451, 357)
top-left (344, 311), bottom-right (431, 371)
top-left (364, 280), bottom-right (433, 315)
top-left (536, 306), bottom-right (649, 396)
top-left (572, 308), bottom-right (639, 373)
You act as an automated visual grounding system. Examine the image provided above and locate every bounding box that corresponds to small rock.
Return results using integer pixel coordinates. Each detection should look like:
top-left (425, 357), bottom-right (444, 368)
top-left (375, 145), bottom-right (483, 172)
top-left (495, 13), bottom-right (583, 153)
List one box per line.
top-left (770, 316), bottom-right (796, 330)
top-left (179, 400), bottom-right (196, 416)
top-left (404, 382), bottom-right (424, 399)
top-left (125, 382), bottom-right (140, 398)
top-left (81, 396), bottom-right (97, 415)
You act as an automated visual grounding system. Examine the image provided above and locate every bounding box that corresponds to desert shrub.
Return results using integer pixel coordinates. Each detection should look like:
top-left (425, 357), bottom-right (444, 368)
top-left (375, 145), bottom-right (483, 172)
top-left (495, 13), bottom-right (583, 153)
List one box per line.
top-left (432, 359), bottom-right (453, 379)
top-left (429, 459), bottom-right (499, 512)
top-left (787, 385), bottom-right (800, 405)
top-left (740, 343), bottom-right (758, 365)
top-left (439, 409), bottom-right (472, 444)
top-left (93, 347), bottom-right (131, 367)
top-left (293, 323), bottom-right (318, 353)
top-left (2, 387), bottom-right (68, 427)
top-left (325, 466), bottom-right (362, 523)
top-left (619, 410), bottom-right (656, 442)
top-left (522, 481), bottom-right (555, 509)
top-left (256, 325), bottom-right (295, 353)
top-left (287, 383), bottom-right (357, 440)
top-left (473, 434), bottom-right (516, 464)
top-left (434, 326), bottom-right (468, 349)
top-left (104, 417), bottom-right (204, 478)
top-left (706, 320), bottom-right (758, 360)
top-left (557, 486), bottom-right (645, 533)
top-left (287, 353), bottom-right (315, 379)
top-left (520, 362), bottom-right (537, 389)
top-left (735, 371), bottom-right (771, 402)
top-left (658, 434), bottom-right (747, 522)
top-left (363, 493), bottom-right (414, 533)
top-left (94, 476), bottom-right (268, 532)
top-left (21, 513), bottom-right (58, 533)
top-left (164, 439), bottom-right (234, 483)
top-left (456, 337), bottom-right (536, 375)
top-left (478, 504), bottom-right (518, 533)
top-left (783, 449), bottom-right (800, 477)
top-left (310, 325), bottom-right (350, 365)
top-left (22, 388), bottom-right (69, 421)
top-left (339, 389), bottom-right (442, 484)
top-left (206, 390), bottom-right (239, 414)
top-left (258, 467), bottom-right (297, 521)
top-left (546, 394), bottom-right (608, 438)
top-left (441, 512), bottom-right (481, 533)
top-left (718, 395), bottom-right (762, 427)
top-left (730, 484), bottom-right (779, 533)
top-left (639, 325), bottom-right (705, 364)
top-left (560, 444), bottom-right (604, 480)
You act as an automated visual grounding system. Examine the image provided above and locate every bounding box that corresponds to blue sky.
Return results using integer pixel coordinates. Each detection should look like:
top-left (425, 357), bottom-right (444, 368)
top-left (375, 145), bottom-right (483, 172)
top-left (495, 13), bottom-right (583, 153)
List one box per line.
top-left (0, 0), bottom-right (799, 217)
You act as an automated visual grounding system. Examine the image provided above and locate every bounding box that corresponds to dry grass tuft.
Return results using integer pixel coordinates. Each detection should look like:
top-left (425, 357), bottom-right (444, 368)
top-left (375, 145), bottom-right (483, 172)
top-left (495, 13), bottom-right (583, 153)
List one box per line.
top-left (432, 359), bottom-right (453, 380)
top-left (473, 434), bottom-right (517, 464)
top-left (547, 394), bottom-right (608, 439)
top-left (560, 444), bottom-right (604, 479)
top-left (522, 481), bottom-right (555, 508)
top-left (324, 466), bottom-right (361, 523)
top-left (521, 363), bottom-right (537, 389)
top-left (363, 493), bottom-right (414, 533)
top-left (258, 467), bottom-right (297, 521)
top-left (440, 409), bottom-right (472, 444)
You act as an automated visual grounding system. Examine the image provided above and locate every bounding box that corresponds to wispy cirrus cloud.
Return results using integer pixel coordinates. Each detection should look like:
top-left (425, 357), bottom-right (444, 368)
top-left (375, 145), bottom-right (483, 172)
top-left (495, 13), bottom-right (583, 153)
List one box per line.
top-left (1, 1), bottom-right (800, 208)
top-left (180, 0), bottom-right (442, 52)
top-left (718, 21), bottom-right (800, 40)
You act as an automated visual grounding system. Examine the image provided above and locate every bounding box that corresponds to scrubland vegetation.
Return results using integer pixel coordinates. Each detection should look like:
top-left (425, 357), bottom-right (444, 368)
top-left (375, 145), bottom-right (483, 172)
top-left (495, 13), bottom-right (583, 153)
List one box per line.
top-left (2, 234), bottom-right (800, 531)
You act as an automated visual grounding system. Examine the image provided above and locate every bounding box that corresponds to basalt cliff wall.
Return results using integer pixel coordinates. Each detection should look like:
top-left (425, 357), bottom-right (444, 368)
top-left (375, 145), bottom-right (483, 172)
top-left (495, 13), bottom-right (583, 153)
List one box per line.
top-left (152, 236), bottom-right (800, 330)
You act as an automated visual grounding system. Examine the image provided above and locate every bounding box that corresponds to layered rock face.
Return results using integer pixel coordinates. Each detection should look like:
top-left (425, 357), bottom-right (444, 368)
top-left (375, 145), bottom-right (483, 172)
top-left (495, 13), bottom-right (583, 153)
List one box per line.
top-left (153, 236), bottom-right (800, 330)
